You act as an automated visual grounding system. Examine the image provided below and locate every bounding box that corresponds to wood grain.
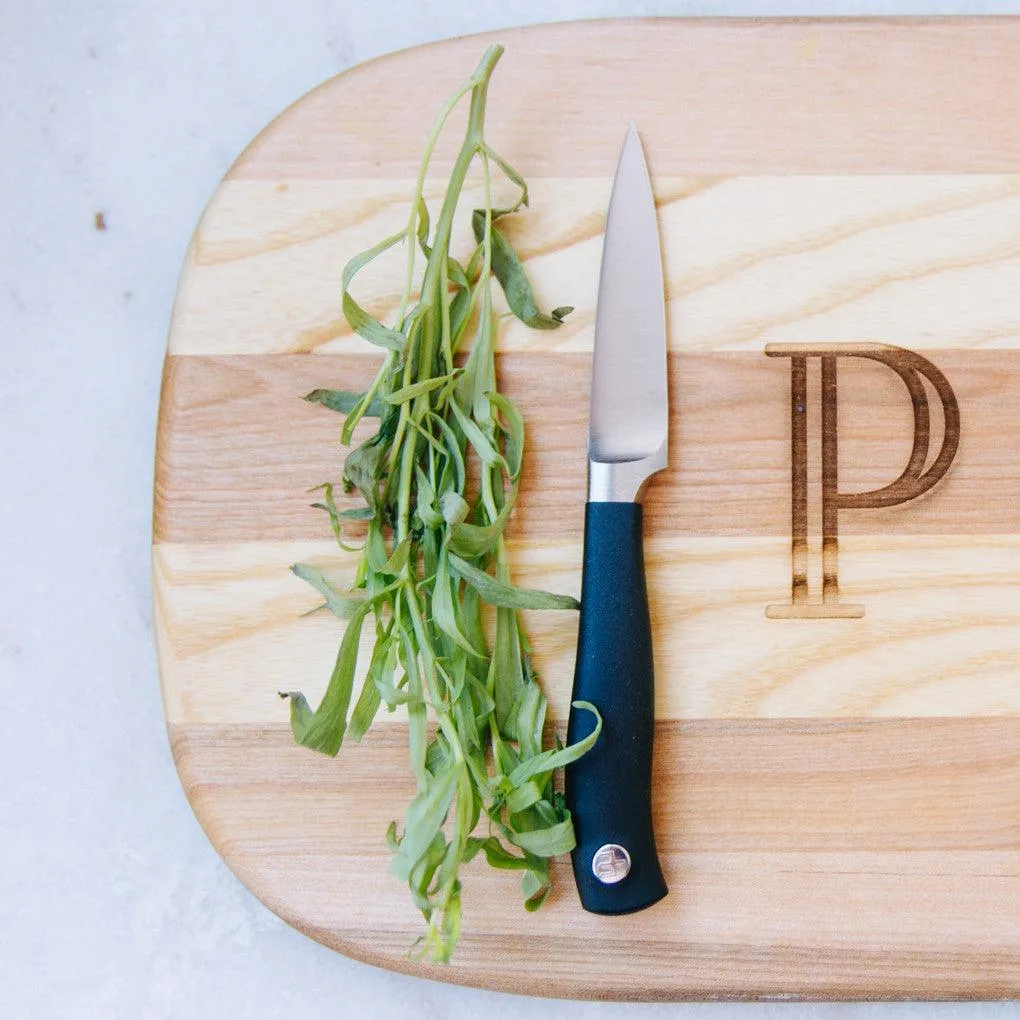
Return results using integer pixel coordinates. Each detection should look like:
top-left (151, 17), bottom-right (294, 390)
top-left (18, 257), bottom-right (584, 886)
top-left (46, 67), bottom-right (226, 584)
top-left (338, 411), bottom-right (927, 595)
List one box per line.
top-left (154, 538), bottom-right (1020, 723)
top-left (155, 19), bottom-right (1020, 1000)
top-left (155, 352), bottom-right (1020, 542)
top-left (171, 176), bottom-right (1020, 356)
top-left (172, 720), bottom-right (1020, 854)
top-left (227, 19), bottom-right (1020, 179)
top-left (170, 723), bottom-right (1019, 999)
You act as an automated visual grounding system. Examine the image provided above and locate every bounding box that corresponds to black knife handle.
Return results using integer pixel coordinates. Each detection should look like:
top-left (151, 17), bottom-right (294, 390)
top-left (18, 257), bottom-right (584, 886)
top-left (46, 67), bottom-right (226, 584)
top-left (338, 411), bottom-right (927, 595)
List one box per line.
top-left (566, 500), bottom-right (668, 914)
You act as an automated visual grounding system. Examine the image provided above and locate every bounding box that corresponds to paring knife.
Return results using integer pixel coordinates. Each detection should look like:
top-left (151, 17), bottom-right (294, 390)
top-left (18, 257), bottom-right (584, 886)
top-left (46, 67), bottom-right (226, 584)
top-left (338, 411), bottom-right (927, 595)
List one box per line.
top-left (565, 124), bottom-right (669, 914)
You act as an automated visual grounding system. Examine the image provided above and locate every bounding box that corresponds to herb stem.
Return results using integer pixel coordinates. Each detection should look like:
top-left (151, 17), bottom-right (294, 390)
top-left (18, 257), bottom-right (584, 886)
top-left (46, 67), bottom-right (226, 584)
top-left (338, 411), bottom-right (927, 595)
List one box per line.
top-left (397, 80), bottom-right (475, 329)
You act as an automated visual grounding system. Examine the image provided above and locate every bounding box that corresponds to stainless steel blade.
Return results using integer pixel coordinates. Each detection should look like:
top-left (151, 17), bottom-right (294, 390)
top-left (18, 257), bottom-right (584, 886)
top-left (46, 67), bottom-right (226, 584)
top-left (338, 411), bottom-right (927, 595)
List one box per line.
top-left (588, 124), bottom-right (668, 503)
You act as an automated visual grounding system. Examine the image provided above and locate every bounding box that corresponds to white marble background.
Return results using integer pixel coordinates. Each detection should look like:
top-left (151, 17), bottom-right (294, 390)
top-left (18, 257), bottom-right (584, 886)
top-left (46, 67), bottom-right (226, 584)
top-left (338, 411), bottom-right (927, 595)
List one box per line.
top-left (3, 2), bottom-right (1019, 1017)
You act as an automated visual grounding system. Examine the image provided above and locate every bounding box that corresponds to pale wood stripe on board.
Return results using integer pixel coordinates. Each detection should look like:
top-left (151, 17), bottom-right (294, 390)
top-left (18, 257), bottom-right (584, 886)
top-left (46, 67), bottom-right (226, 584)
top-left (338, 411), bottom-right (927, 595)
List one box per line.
top-left (170, 176), bottom-right (1020, 357)
top-left (154, 536), bottom-right (1020, 724)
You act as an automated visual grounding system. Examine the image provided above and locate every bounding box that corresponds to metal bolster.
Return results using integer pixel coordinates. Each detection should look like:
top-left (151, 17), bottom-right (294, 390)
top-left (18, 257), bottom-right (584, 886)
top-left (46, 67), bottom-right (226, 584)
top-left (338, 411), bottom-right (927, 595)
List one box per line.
top-left (587, 444), bottom-right (668, 503)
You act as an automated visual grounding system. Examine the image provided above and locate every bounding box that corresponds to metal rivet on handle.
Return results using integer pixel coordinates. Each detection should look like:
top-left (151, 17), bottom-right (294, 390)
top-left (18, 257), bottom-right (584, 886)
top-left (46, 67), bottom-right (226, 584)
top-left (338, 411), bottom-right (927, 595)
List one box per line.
top-left (592, 843), bottom-right (631, 884)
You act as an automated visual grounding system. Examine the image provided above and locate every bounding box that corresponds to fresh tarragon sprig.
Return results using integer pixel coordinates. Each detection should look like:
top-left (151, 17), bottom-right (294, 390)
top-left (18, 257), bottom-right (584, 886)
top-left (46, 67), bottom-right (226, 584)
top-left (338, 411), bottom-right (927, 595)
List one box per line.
top-left (280, 44), bottom-right (601, 963)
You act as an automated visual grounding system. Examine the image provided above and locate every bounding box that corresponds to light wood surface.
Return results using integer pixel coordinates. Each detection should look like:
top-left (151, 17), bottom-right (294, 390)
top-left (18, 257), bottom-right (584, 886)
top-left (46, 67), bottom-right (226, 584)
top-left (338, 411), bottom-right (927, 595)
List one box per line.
top-left (171, 175), bottom-right (1020, 356)
top-left (155, 19), bottom-right (1020, 1000)
top-left (155, 537), bottom-right (1020, 723)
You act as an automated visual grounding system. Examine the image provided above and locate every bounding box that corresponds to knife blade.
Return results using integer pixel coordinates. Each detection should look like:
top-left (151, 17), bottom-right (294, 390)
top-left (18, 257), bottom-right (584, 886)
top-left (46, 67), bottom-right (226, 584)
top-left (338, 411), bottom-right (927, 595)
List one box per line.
top-left (565, 124), bottom-right (669, 914)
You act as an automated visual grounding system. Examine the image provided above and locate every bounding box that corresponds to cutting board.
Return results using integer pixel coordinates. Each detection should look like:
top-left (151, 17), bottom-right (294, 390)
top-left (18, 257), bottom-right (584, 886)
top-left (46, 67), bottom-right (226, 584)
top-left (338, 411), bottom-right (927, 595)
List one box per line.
top-left (154, 18), bottom-right (1020, 1000)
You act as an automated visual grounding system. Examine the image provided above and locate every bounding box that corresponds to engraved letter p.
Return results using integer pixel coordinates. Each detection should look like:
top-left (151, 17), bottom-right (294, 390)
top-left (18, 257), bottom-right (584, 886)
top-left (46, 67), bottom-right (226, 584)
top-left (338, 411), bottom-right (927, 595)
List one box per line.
top-left (765, 343), bottom-right (960, 619)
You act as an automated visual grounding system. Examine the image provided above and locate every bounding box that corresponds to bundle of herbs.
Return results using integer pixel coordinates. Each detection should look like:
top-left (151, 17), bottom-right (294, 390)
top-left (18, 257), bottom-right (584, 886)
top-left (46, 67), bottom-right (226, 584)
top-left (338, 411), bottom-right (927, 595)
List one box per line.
top-left (281, 44), bottom-right (599, 963)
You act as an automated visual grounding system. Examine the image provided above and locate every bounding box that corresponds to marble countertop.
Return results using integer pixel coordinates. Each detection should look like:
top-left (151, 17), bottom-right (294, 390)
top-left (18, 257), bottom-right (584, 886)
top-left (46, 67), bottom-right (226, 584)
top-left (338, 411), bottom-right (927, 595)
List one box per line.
top-left (3, 1), bottom-right (1018, 1016)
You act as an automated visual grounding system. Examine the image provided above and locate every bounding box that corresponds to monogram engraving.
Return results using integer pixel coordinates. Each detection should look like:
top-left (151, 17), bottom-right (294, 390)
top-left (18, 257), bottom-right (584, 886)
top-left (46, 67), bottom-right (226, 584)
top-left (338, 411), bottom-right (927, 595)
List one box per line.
top-left (765, 343), bottom-right (960, 619)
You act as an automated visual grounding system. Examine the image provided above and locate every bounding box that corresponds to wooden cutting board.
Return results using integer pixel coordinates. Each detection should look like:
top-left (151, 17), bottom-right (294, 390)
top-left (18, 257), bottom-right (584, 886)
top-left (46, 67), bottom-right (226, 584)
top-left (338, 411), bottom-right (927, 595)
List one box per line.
top-left (154, 18), bottom-right (1020, 1000)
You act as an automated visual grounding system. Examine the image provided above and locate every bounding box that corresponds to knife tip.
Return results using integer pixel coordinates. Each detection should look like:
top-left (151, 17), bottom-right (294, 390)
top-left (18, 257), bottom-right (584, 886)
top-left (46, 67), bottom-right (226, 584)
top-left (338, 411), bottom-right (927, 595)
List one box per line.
top-left (619, 121), bottom-right (647, 168)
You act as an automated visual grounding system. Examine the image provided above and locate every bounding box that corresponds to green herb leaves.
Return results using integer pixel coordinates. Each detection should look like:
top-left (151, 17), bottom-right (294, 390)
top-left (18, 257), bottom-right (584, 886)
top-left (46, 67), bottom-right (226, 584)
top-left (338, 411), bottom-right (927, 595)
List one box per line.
top-left (280, 598), bottom-right (373, 755)
top-left (285, 44), bottom-right (593, 963)
top-left (303, 389), bottom-right (384, 417)
top-left (449, 553), bottom-right (579, 611)
top-left (471, 209), bottom-right (574, 330)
